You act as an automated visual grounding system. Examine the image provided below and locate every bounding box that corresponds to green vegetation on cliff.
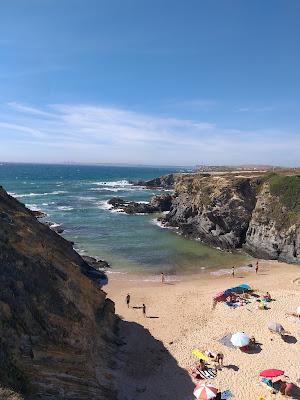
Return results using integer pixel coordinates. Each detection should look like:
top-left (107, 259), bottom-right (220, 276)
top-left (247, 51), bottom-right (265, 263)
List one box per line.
top-left (268, 174), bottom-right (300, 216)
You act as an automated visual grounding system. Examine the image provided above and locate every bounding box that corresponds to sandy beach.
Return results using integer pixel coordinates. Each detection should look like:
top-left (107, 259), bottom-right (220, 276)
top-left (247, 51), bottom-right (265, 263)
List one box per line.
top-left (106, 260), bottom-right (300, 400)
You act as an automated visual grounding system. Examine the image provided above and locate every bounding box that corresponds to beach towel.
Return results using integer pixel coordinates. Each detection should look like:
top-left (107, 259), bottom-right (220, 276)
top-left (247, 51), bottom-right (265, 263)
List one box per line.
top-left (286, 316), bottom-right (298, 323)
top-left (192, 348), bottom-right (210, 362)
top-left (218, 333), bottom-right (235, 348)
top-left (197, 368), bottom-right (217, 380)
top-left (221, 390), bottom-right (233, 399)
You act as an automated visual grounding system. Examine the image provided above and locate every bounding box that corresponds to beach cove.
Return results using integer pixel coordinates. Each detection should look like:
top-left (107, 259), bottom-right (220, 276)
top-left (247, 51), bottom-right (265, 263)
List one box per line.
top-left (106, 260), bottom-right (300, 399)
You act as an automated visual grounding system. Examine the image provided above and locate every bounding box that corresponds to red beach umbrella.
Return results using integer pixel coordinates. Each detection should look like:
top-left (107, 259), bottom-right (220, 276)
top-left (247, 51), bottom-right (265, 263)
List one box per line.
top-left (194, 383), bottom-right (218, 399)
top-left (259, 369), bottom-right (284, 378)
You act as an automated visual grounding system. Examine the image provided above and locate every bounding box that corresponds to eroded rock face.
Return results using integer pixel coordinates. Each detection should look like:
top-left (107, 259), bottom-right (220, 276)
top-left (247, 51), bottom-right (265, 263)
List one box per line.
top-left (163, 174), bottom-right (257, 250)
top-left (0, 186), bottom-right (117, 399)
top-left (245, 183), bottom-right (300, 262)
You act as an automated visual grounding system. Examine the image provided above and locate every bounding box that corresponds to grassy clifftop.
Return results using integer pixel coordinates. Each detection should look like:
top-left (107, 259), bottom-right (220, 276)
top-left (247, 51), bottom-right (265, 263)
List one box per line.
top-left (268, 174), bottom-right (300, 216)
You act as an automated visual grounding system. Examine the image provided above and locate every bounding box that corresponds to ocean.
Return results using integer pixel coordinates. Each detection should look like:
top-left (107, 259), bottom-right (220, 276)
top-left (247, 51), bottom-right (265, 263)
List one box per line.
top-left (0, 163), bottom-right (248, 274)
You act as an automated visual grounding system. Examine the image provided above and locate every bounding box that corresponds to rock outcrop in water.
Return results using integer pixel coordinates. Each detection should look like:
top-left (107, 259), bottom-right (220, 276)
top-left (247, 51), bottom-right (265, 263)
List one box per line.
top-left (108, 193), bottom-right (173, 214)
top-left (0, 186), bottom-right (117, 399)
top-left (160, 172), bottom-right (300, 264)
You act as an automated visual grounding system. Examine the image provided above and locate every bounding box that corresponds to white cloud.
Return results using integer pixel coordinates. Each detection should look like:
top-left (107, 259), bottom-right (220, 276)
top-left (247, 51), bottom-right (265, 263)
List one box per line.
top-left (237, 106), bottom-right (274, 113)
top-left (0, 102), bottom-right (298, 166)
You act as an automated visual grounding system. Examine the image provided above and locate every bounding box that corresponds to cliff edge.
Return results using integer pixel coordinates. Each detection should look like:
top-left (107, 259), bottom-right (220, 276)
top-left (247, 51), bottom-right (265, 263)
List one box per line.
top-left (0, 187), bottom-right (117, 399)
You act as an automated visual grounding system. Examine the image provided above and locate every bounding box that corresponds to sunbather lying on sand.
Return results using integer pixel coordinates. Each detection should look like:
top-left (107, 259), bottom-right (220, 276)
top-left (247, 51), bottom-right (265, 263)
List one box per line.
top-left (189, 359), bottom-right (207, 378)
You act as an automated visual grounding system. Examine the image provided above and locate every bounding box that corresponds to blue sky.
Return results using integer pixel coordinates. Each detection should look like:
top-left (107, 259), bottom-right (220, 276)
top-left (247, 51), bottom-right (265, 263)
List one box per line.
top-left (0, 0), bottom-right (300, 166)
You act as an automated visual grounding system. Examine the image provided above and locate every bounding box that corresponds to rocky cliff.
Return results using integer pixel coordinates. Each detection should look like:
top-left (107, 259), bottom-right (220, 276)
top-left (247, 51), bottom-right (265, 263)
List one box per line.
top-left (164, 173), bottom-right (257, 250)
top-left (0, 187), bottom-right (118, 399)
top-left (245, 175), bottom-right (300, 263)
top-left (163, 172), bottom-right (300, 263)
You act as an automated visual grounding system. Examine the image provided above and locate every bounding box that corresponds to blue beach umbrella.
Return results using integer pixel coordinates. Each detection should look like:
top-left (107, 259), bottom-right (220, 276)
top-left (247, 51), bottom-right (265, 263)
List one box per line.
top-left (239, 284), bottom-right (251, 290)
top-left (231, 284), bottom-right (251, 294)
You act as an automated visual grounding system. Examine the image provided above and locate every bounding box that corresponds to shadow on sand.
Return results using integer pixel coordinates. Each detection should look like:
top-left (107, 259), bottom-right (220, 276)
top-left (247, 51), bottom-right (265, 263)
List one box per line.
top-left (116, 320), bottom-right (194, 400)
top-left (224, 364), bottom-right (239, 372)
top-left (282, 335), bottom-right (297, 344)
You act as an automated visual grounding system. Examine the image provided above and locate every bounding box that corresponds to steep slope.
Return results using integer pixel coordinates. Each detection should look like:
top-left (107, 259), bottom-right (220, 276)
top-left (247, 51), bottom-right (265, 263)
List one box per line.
top-left (164, 174), bottom-right (257, 250)
top-left (0, 187), bottom-right (117, 399)
top-left (245, 175), bottom-right (300, 262)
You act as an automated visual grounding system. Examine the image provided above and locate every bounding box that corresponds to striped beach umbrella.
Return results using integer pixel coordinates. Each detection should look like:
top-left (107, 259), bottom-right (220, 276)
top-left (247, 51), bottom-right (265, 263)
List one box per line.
top-left (193, 383), bottom-right (218, 399)
top-left (231, 332), bottom-right (250, 347)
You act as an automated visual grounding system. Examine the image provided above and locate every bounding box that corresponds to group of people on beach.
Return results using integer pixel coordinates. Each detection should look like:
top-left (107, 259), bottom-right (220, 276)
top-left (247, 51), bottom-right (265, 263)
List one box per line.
top-left (125, 271), bottom-right (167, 317)
top-left (126, 293), bottom-right (146, 316)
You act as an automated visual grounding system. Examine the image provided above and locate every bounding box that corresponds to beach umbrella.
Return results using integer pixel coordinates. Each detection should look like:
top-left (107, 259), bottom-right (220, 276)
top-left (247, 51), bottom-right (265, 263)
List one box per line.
top-left (267, 321), bottom-right (285, 334)
top-left (259, 369), bottom-right (284, 378)
top-left (238, 284), bottom-right (251, 290)
top-left (194, 383), bottom-right (218, 399)
top-left (231, 283), bottom-right (251, 294)
top-left (296, 306), bottom-right (300, 315)
top-left (231, 332), bottom-right (250, 347)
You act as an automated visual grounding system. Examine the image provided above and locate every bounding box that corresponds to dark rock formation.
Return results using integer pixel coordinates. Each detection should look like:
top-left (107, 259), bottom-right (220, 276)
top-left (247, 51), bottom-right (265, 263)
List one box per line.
top-left (82, 255), bottom-right (111, 270)
top-left (130, 173), bottom-right (177, 189)
top-left (0, 186), bottom-right (117, 399)
top-left (150, 194), bottom-right (173, 211)
top-left (30, 210), bottom-right (47, 218)
top-left (107, 194), bottom-right (173, 214)
top-left (163, 174), bottom-right (257, 250)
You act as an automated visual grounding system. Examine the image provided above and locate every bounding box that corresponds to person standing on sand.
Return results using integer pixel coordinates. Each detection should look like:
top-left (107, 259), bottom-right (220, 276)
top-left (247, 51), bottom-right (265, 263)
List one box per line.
top-left (126, 293), bottom-right (130, 308)
top-left (215, 353), bottom-right (224, 368)
top-left (232, 266), bottom-right (235, 277)
top-left (142, 303), bottom-right (146, 317)
top-left (161, 272), bottom-right (165, 284)
top-left (255, 261), bottom-right (259, 274)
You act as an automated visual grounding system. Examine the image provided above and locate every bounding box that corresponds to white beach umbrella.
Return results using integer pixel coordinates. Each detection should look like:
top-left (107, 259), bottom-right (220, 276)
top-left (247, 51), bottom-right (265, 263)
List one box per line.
top-left (268, 321), bottom-right (285, 334)
top-left (194, 383), bottom-right (218, 399)
top-left (230, 332), bottom-right (250, 347)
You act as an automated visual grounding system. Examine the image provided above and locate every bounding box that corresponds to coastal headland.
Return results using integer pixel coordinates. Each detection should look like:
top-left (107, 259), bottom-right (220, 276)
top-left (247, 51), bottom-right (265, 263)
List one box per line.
top-left (1, 166), bottom-right (300, 399)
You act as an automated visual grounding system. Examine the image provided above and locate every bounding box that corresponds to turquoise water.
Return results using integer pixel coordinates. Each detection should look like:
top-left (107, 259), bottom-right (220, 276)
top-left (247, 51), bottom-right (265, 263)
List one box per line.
top-left (0, 163), bottom-right (248, 273)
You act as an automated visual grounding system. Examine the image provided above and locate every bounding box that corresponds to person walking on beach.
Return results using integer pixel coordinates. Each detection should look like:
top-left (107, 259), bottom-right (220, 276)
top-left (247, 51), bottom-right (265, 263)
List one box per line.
top-left (161, 272), bottom-right (165, 284)
top-left (232, 266), bottom-right (235, 277)
top-left (142, 303), bottom-right (146, 317)
top-left (255, 261), bottom-right (259, 274)
top-left (126, 293), bottom-right (130, 308)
